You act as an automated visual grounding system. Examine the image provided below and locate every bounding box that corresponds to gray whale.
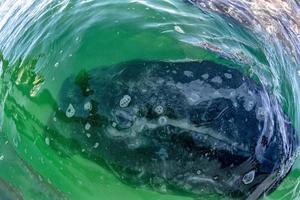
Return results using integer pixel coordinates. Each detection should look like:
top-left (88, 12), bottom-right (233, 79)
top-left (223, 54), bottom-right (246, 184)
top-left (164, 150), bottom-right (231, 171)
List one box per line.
top-left (49, 60), bottom-right (298, 199)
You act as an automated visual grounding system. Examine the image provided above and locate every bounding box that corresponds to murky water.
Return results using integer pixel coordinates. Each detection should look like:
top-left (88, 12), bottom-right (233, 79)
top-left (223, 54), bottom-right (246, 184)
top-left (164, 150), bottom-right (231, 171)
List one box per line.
top-left (0, 0), bottom-right (299, 199)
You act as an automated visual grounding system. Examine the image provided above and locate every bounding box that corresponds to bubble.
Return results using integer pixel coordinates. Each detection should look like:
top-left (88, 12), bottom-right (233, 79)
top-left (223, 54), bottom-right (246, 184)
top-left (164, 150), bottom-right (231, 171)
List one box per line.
top-left (84, 102), bottom-right (92, 111)
top-left (242, 170), bottom-right (255, 185)
top-left (120, 95), bottom-right (132, 108)
top-left (54, 62), bottom-right (59, 68)
top-left (66, 104), bottom-right (76, 118)
top-left (0, 155), bottom-right (4, 160)
top-left (154, 105), bottom-right (164, 115)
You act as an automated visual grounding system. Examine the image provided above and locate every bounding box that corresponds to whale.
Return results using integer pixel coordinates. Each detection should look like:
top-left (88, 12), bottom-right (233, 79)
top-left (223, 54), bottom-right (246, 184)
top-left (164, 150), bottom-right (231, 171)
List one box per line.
top-left (48, 60), bottom-right (298, 199)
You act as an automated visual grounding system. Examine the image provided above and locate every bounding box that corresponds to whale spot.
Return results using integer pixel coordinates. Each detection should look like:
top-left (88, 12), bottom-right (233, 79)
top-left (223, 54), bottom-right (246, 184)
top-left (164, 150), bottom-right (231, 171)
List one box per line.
top-left (84, 101), bottom-right (92, 111)
top-left (224, 73), bottom-right (232, 79)
top-left (158, 116), bottom-right (168, 125)
top-left (154, 105), bottom-right (164, 115)
top-left (66, 104), bottom-right (75, 118)
top-left (120, 95), bottom-right (131, 108)
top-left (242, 170), bottom-right (255, 185)
top-left (211, 76), bottom-right (223, 84)
top-left (184, 70), bottom-right (194, 77)
top-left (201, 73), bottom-right (209, 79)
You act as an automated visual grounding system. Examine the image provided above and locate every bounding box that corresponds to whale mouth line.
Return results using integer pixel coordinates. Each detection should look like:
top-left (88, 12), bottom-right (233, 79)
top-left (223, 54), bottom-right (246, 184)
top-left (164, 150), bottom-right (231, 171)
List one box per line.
top-left (164, 120), bottom-right (250, 152)
top-left (106, 112), bottom-right (252, 156)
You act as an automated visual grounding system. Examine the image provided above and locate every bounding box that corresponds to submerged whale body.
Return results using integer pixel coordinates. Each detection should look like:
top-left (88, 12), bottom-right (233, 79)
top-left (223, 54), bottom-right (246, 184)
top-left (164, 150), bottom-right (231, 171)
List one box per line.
top-left (50, 60), bottom-right (298, 199)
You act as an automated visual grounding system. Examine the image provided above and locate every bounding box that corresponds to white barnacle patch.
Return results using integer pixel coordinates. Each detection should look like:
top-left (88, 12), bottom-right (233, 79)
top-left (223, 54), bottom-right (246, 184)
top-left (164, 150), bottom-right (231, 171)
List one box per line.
top-left (127, 139), bottom-right (142, 150)
top-left (93, 142), bottom-right (99, 148)
top-left (256, 107), bottom-right (265, 121)
top-left (154, 105), bottom-right (164, 115)
top-left (132, 118), bottom-right (146, 133)
top-left (196, 170), bottom-right (202, 175)
top-left (211, 76), bottom-right (223, 84)
top-left (45, 137), bottom-right (50, 146)
top-left (229, 91), bottom-right (236, 97)
top-left (201, 74), bottom-right (209, 80)
top-left (66, 104), bottom-right (75, 118)
top-left (84, 101), bottom-right (92, 111)
top-left (120, 95), bottom-right (131, 108)
top-left (224, 73), bottom-right (232, 79)
top-left (158, 148), bottom-right (168, 159)
top-left (158, 116), bottom-right (168, 125)
top-left (112, 121), bottom-right (117, 128)
top-left (242, 170), bottom-right (255, 185)
top-left (85, 123), bottom-right (91, 130)
top-left (184, 71), bottom-right (193, 78)
top-left (243, 99), bottom-right (255, 111)
top-left (213, 90), bottom-right (221, 97)
top-left (86, 133), bottom-right (91, 138)
top-left (188, 93), bottom-right (200, 104)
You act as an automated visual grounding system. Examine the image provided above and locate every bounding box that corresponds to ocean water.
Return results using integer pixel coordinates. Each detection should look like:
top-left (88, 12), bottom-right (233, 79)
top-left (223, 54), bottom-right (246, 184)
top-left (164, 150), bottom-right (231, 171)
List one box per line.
top-left (0, 0), bottom-right (299, 200)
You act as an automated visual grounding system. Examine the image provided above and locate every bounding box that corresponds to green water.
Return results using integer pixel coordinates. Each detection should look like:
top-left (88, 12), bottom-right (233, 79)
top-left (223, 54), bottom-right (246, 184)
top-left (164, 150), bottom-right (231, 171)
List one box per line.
top-left (0, 1), bottom-right (299, 199)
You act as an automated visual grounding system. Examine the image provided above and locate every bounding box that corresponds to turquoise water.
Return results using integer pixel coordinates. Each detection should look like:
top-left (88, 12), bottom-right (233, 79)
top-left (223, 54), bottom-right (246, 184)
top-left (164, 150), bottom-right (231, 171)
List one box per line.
top-left (0, 0), bottom-right (299, 199)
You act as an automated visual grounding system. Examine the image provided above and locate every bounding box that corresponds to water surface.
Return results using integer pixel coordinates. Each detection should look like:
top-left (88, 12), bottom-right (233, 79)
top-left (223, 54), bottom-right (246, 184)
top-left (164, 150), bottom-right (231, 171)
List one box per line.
top-left (0, 0), bottom-right (300, 199)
